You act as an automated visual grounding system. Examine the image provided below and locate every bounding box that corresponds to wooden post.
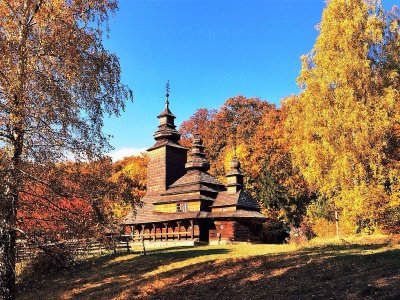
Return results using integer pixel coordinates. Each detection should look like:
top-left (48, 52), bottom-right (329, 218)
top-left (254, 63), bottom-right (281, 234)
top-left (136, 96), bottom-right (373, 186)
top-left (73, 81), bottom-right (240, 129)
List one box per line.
top-left (112, 234), bottom-right (116, 255)
top-left (163, 223), bottom-right (168, 241)
top-left (177, 221), bottom-right (181, 240)
top-left (335, 210), bottom-right (339, 237)
top-left (190, 219), bottom-right (194, 240)
top-left (130, 225), bottom-right (134, 242)
top-left (141, 224), bottom-right (146, 256)
top-left (152, 224), bottom-right (156, 242)
top-left (126, 239), bottom-right (130, 253)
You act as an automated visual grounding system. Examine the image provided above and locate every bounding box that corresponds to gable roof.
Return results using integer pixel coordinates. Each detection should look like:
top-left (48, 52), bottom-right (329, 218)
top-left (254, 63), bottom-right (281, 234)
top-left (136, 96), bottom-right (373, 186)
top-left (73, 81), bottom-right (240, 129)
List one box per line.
top-left (147, 139), bottom-right (187, 151)
top-left (211, 190), bottom-right (260, 210)
top-left (168, 170), bottom-right (224, 189)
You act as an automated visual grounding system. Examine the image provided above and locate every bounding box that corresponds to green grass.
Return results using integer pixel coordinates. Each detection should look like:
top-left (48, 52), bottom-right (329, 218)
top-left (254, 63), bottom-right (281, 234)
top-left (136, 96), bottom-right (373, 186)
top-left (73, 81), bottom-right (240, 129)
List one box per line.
top-left (17, 235), bottom-right (400, 300)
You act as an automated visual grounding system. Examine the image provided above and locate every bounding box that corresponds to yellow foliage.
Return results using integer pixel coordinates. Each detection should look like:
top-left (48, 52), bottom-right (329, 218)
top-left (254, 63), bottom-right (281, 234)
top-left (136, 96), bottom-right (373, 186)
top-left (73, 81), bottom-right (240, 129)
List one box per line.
top-left (285, 0), bottom-right (400, 233)
top-left (309, 218), bottom-right (337, 238)
top-left (109, 154), bottom-right (148, 221)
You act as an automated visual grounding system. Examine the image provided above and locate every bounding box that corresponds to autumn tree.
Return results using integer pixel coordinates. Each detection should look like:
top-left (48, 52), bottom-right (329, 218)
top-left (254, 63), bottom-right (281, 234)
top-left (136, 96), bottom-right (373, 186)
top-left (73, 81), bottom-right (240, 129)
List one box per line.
top-left (180, 108), bottom-right (216, 148)
top-left (180, 96), bottom-right (311, 228)
top-left (180, 96), bottom-right (273, 185)
top-left (285, 0), bottom-right (400, 234)
top-left (18, 162), bottom-right (103, 243)
top-left (200, 96), bottom-right (272, 181)
top-left (0, 1), bottom-right (132, 298)
top-left (110, 154), bottom-right (148, 221)
top-left (18, 158), bottom-right (136, 244)
top-left (251, 106), bottom-right (312, 227)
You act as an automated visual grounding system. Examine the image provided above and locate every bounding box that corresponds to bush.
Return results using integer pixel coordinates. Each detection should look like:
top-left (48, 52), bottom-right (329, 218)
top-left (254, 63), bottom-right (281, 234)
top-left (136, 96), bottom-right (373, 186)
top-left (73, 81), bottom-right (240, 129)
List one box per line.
top-left (262, 219), bottom-right (289, 243)
top-left (380, 207), bottom-right (400, 234)
top-left (18, 243), bottom-right (76, 287)
top-left (285, 221), bottom-right (315, 245)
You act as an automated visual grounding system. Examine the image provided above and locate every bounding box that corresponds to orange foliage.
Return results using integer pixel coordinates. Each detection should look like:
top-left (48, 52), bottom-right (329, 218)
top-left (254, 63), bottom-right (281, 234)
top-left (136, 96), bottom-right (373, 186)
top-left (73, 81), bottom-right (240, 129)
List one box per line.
top-left (180, 96), bottom-right (312, 226)
top-left (110, 154), bottom-right (148, 220)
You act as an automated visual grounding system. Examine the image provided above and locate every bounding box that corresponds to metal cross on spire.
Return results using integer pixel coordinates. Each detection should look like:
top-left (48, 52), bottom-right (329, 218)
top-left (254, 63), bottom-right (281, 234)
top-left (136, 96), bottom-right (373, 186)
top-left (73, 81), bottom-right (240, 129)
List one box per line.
top-left (165, 80), bottom-right (170, 109)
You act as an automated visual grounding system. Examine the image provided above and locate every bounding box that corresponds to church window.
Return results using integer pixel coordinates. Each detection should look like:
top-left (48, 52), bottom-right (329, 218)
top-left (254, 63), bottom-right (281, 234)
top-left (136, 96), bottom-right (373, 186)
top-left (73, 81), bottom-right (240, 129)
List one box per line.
top-left (176, 202), bottom-right (188, 212)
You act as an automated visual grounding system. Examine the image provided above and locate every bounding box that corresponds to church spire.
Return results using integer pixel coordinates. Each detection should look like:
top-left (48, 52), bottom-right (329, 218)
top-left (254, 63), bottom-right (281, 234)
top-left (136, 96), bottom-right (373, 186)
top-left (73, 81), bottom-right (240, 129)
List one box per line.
top-left (152, 81), bottom-right (180, 143)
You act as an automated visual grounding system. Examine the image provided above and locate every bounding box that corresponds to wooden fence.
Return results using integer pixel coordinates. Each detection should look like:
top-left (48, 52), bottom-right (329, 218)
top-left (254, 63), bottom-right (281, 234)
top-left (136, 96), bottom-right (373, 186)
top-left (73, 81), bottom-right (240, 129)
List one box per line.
top-left (16, 238), bottom-right (131, 262)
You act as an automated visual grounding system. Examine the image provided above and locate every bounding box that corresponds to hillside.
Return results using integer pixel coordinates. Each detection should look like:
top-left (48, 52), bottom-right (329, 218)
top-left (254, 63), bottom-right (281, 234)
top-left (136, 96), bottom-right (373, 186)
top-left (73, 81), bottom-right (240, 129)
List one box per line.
top-left (17, 236), bottom-right (400, 300)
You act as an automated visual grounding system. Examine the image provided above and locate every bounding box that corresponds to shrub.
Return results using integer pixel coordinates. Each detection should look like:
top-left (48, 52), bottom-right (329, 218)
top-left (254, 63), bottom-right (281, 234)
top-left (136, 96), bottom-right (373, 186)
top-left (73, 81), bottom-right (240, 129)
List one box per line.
top-left (286, 221), bottom-right (315, 245)
top-left (262, 219), bottom-right (289, 243)
top-left (18, 243), bottom-right (76, 287)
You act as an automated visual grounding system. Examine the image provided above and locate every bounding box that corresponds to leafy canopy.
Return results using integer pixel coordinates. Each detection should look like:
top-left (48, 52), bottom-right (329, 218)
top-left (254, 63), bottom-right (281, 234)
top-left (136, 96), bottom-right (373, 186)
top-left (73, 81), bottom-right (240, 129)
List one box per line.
top-left (285, 0), bottom-right (400, 232)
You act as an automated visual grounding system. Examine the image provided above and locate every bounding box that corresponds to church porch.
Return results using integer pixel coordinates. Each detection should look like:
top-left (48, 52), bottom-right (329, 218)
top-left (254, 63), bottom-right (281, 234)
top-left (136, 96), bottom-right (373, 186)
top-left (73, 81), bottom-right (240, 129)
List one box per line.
top-left (122, 219), bottom-right (203, 246)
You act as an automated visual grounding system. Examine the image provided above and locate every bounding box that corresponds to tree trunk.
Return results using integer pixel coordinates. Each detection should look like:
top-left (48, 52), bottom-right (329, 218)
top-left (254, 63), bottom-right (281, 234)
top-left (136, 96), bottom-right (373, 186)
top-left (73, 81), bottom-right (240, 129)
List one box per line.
top-left (0, 1), bottom-right (29, 298)
top-left (1, 125), bottom-right (23, 300)
top-left (335, 210), bottom-right (339, 238)
top-left (1, 42), bottom-right (26, 300)
top-left (0, 152), bottom-right (21, 300)
top-left (0, 204), bottom-right (16, 300)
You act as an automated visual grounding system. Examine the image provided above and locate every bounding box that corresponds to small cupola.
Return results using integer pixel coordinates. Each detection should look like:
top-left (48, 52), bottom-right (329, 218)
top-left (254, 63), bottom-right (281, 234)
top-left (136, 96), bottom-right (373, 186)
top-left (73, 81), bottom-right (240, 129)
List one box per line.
top-left (185, 134), bottom-right (210, 172)
top-left (226, 153), bottom-right (244, 194)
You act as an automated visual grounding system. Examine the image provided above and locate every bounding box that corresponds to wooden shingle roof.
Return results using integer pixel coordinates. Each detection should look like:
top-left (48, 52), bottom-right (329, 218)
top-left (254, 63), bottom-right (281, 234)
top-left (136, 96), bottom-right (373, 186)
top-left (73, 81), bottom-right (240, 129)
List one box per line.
top-left (212, 190), bottom-right (260, 210)
top-left (167, 170), bottom-right (224, 189)
top-left (208, 209), bottom-right (267, 219)
top-left (121, 204), bottom-right (266, 225)
top-left (147, 139), bottom-right (187, 151)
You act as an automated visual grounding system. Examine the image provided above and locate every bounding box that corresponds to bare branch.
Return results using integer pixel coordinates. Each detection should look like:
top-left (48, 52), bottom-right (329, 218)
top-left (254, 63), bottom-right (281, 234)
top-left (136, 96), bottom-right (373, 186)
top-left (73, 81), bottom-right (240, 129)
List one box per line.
top-left (27, 0), bottom-right (44, 26)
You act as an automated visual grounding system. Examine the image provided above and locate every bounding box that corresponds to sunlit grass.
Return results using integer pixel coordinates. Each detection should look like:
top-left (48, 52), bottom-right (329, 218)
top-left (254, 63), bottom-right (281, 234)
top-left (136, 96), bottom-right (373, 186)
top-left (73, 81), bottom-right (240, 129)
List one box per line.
top-left (17, 235), bottom-right (400, 300)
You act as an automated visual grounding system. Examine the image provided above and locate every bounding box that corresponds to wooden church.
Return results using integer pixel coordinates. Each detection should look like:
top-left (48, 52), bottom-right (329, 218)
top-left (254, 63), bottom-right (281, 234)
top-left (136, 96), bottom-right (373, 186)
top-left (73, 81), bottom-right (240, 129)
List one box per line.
top-left (122, 91), bottom-right (266, 244)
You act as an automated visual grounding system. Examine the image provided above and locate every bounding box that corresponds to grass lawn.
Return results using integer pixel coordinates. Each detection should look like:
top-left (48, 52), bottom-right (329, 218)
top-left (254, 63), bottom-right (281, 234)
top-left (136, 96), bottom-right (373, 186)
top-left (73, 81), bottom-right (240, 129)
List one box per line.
top-left (17, 235), bottom-right (400, 300)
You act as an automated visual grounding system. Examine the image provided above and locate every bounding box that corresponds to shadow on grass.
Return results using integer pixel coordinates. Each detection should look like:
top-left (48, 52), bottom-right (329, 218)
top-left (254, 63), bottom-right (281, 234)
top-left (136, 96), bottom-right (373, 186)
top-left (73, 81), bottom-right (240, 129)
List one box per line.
top-left (300, 242), bottom-right (391, 254)
top-left (147, 247), bottom-right (231, 259)
top-left (16, 247), bottom-right (231, 300)
top-left (16, 245), bottom-right (400, 300)
top-left (139, 248), bottom-right (400, 300)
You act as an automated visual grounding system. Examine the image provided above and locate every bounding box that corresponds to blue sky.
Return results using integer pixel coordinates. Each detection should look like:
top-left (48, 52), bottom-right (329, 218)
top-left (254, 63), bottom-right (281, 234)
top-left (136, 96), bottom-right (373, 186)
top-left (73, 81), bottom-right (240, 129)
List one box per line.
top-left (103, 0), bottom-right (397, 160)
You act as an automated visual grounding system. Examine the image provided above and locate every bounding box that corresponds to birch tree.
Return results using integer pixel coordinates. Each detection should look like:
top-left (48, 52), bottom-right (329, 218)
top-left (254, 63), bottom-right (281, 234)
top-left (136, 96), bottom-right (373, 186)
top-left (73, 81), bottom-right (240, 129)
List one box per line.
top-left (0, 1), bottom-right (132, 299)
top-left (285, 0), bottom-right (400, 233)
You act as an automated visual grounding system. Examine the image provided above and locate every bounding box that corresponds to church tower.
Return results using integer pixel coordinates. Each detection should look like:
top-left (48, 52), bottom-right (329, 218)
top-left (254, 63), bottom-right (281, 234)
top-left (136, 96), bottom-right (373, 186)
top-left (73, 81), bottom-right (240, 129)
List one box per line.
top-left (146, 83), bottom-right (188, 195)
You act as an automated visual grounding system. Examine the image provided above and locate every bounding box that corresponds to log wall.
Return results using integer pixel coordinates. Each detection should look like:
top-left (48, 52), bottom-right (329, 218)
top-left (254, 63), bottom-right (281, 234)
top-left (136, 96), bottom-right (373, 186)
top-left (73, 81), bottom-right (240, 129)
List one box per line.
top-left (209, 221), bottom-right (262, 242)
top-left (234, 221), bottom-right (251, 242)
top-left (209, 221), bottom-right (235, 241)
